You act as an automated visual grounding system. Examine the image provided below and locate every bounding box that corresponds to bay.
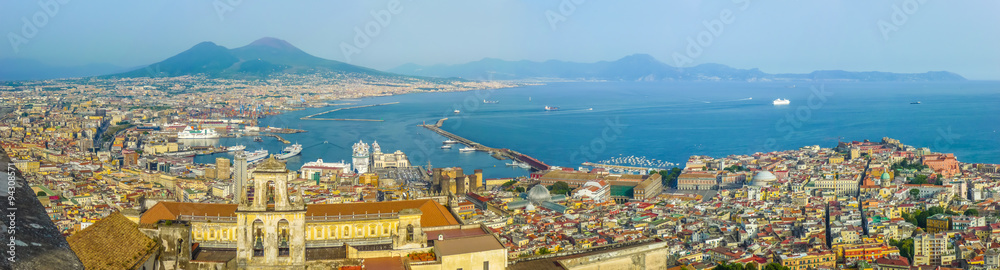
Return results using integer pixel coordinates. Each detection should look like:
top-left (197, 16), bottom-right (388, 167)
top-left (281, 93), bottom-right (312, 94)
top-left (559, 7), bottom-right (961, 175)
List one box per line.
top-left (197, 81), bottom-right (1000, 179)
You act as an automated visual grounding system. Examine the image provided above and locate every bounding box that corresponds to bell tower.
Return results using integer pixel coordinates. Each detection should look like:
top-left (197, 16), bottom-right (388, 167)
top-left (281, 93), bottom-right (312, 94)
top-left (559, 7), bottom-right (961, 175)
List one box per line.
top-left (236, 157), bottom-right (307, 269)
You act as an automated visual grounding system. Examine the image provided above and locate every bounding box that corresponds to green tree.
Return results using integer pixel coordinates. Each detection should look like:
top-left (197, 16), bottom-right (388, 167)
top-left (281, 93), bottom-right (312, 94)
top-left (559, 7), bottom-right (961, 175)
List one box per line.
top-left (746, 263), bottom-right (758, 270)
top-left (909, 189), bottom-right (920, 199)
top-left (658, 167), bottom-right (682, 188)
top-left (515, 187), bottom-right (525, 193)
top-left (889, 238), bottom-right (914, 261)
top-left (537, 247), bottom-right (551, 255)
top-left (549, 181), bottom-right (571, 195)
top-left (964, 209), bottom-right (979, 217)
top-left (36, 191), bottom-right (46, 197)
top-left (763, 262), bottom-right (788, 270)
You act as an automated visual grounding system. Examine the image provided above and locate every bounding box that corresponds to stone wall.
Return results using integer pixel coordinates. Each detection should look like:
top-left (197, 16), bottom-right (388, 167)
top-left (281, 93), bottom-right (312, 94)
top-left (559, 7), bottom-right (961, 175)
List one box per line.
top-left (555, 241), bottom-right (669, 270)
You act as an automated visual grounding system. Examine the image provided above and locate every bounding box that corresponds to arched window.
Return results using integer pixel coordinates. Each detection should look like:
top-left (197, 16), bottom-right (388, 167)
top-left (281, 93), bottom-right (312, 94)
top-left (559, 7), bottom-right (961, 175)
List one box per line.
top-left (406, 224), bottom-right (414, 241)
top-left (278, 219), bottom-right (290, 257)
top-left (252, 220), bottom-right (264, 257)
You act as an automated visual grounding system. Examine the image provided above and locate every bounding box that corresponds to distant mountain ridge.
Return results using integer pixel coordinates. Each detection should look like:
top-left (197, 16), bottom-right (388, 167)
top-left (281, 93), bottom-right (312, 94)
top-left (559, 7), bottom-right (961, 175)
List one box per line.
top-left (0, 58), bottom-right (128, 81)
top-left (109, 37), bottom-right (392, 79)
top-left (390, 54), bottom-right (966, 82)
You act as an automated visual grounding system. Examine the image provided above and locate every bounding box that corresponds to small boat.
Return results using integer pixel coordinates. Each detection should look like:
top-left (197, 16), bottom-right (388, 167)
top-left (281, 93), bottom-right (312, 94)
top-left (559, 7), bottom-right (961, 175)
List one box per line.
top-left (226, 145), bottom-right (246, 152)
top-left (483, 100), bottom-right (499, 104)
top-left (544, 106), bottom-right (559, 111)
top-left (454, 109), bottom-right (460, 114)
top-left (253, 137), bottom-right (263, 142)
top-left (587, 108), bottom-right (593, 111)
top-left (441, 145), bottom-right (452, 149)
top-left (442, 139), bottom-right (458, 144)
top-left (459, 147), bottom-right (475, 152)
top-left (911, 101), bottom-right (921, 104)
top-left (773, 99), bottom-right (790, 105)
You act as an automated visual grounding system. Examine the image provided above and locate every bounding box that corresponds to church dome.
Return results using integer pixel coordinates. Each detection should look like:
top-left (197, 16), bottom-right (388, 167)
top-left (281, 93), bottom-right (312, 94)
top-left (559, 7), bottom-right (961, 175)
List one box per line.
top-left (527, 185), bottom-right (552, 204)
top-left (750, 171), bottom-right (777, 187)
top-left (881, 172), bottom-right (891, 181)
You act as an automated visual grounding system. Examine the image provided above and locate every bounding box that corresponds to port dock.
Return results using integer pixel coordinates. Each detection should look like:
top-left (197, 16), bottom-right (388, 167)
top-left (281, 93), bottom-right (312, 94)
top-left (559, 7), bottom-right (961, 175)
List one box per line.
top-left (581, 162), bottom-right (664, 173)
top-left (419, 118), bottom-right (550, 171)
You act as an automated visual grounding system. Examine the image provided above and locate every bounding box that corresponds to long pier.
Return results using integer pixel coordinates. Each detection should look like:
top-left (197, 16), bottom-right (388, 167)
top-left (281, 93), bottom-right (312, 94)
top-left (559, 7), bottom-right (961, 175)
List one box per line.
top-left (300, 102), bottom-right (399, 120)
top-left (419, 118), bottom-right (550, 171)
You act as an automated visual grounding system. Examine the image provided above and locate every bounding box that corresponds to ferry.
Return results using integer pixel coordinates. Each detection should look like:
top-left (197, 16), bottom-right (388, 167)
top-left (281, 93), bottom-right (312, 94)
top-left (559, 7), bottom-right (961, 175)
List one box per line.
top-left (246, 149), bottom-right (269, 164)
top-left (459, 147), bottom-right (476, 152)
top-left (276, 143), bottom-right (302, 160)
top-left (544, 106), bottom-right (559, 111)
top-left (177, 126), bottom-right (219, 139)
top-left (443, 139), bottom-right (458, 144)
top-left (226, 145), bottom-right (246, 152)
top-left (441, 145), bottom-right (452, 149)
top-left (772, 99), bottom-right (790, 105)
top-left (483, 99), bottom-right (499, 104)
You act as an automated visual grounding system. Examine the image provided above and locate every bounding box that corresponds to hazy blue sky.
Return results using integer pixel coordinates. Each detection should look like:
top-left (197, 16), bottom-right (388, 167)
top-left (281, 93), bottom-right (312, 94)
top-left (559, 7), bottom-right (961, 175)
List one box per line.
top-left (2, 1), bottom-right (998, 79)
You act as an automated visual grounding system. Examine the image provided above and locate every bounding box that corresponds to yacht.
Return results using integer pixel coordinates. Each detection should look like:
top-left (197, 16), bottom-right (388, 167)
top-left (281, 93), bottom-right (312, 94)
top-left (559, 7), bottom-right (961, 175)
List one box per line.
top-left (443, 139), bottom-right (458, 144)
top-left (440, 145), bottom-right (452, 149)
top-left (544, 106), bottom-right (559, 111)
top-left (772, 98), bottom-right (790, 105)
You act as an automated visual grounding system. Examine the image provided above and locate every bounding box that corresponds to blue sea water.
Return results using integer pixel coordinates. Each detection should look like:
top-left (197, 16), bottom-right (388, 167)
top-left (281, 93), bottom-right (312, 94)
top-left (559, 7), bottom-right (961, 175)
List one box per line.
top-left (196, 81), bottom-right (1000, 178)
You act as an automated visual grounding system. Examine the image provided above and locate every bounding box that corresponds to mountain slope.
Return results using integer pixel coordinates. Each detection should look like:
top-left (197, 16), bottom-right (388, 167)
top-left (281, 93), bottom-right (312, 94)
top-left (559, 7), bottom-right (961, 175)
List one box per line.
top-left (390, 55), bottom-right (966, 82)
top-left (110, 37), bottom-right (392, 79)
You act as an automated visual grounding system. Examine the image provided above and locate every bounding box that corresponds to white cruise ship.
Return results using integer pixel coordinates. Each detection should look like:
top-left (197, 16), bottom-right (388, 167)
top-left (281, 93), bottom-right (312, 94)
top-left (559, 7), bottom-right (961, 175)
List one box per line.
top-left (246, 149), bottom-right (269, 164)
top-left (276, 143), bottom-right (302, 160)
top-left (177, 126), bottom-right (220, 139)
top-left (772, 98), bottom-right (790, 105)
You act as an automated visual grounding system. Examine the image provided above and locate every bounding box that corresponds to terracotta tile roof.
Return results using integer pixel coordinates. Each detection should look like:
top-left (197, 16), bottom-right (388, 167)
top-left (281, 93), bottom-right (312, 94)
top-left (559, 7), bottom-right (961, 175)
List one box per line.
top-left (140, 199), bottom-right (459, 227)
top-left (68, 212), bottom-right (159, 270)
top-left (435, 234), bottom-right (505, 256)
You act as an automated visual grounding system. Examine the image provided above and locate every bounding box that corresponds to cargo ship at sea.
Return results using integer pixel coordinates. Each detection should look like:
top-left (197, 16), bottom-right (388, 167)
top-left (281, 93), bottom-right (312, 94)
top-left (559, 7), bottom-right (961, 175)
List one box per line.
top-left (276, 143), bottom-right (302, 160)
top-left (177, 126), bottom-right (219, 139)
